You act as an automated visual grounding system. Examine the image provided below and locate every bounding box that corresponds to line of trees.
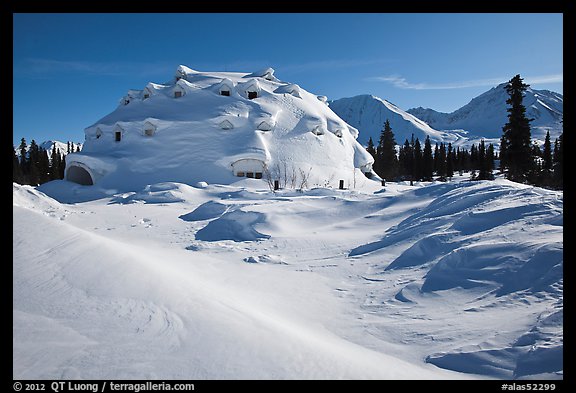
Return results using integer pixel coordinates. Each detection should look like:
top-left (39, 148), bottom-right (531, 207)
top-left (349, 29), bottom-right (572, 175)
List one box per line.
top-left (367, 121), bottom-right (496, 184)
top-left (13, 138), bottom-right (80, 186)
top-left (366, 75), bottom-right (562, 190)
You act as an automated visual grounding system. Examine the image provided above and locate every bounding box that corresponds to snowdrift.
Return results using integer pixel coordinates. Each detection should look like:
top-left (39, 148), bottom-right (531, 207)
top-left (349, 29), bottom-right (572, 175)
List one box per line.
top-left (16, 175), bottom-right (562, 379)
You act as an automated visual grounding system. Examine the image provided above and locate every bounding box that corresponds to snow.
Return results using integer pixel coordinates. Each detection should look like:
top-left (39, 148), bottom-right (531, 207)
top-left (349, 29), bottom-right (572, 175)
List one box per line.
top-left (14, 174), bottom-right (562, 379)
top-left (406, 84), bottom-right (563, 143)
top-left (331, 84), bottom-right (562, 149)
top-left (329, 94), bottom-right (464, 147)
top-left (69, 65), bottom-right (374, 191)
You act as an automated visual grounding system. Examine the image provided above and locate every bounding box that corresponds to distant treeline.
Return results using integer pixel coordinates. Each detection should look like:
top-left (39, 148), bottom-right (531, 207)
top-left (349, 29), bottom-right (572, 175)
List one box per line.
top-left (367, 75), bottom-right (563, 191)
top-left (13, 138), bottom-right (81, 186)
top-left (367, 123), bottom-right (562, 190)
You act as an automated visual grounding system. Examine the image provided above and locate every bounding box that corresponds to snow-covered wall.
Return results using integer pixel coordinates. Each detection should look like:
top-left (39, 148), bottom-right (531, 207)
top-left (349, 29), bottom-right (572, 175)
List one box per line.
top-left (67, 65), bottom-right (375, 190)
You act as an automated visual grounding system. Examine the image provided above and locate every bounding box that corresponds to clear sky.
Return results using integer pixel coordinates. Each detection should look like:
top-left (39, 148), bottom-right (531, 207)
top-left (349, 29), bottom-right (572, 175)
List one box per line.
top-left (13, 13), bottom-right (563, 146)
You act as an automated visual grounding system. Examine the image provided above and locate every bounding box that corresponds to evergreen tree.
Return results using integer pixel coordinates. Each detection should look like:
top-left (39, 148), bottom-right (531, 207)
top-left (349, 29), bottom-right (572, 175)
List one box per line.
top-left (446, 143), bottom-right (454, 179)
top-left (436, 143), bottom-right (447, 180)
top-left (18, 138), bottom-right (28, 184)
top-left (500, 74), bottom-right (534, 182)
top-left (542, 131), bottom-right (553, 173)
top-left (470, 143), bottom-right (479, 170)
top-left (413, 138), bottom-right (423, 181)
top-left (60, 154), bottom-right (67, 180)
top-left (433, 143), bottom-right (440, 174)
top-left (28, 140), bottom-right (40, 185)
top-left (422, 136), bottom-right (434, 181)
top-left (38, 148), bottom-right (51, 184)
top-left (50, 145), bottom-right (60, 180)
top-left (366, 137), bottom-right (376, 159)
top-left (476, 140), bottom-right (491, 180)
top-left (377, 120), bottom-right (399, 181)
top-left (399, 138), bottom-right (413, 183)
top-left (486, 143), bottom-right (495, 179)
top-left (13, 145), bottom-right (23, 183)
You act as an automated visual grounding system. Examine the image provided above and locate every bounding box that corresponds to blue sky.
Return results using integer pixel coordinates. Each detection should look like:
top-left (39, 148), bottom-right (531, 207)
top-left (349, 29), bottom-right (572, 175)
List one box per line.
top-left (13, 13), bottom-right (563, 146)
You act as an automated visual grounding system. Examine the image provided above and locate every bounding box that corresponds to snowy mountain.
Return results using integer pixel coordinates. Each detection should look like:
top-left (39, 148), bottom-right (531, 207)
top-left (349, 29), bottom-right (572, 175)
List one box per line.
top-left (15, 175), bottom-right (563, 379)
top-left (328, 95), bottom-right (463, 146)
top-left (40, 140), bottom-right (82, 157)
top-left (64, 65), bottom-right (375, 190)
top-left (407, 83), bottom-right (563, 142)
top-left (16, 140), bottom-right (82, 158)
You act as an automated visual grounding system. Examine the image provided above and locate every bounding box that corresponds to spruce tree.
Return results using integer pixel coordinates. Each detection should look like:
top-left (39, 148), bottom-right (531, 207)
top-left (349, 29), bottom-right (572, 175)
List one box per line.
top-left (422, 136), bottom-right (434, 181)
top-left (477, 140), bottom-right (489, 180)
top-left (50, 145), bottom-right (60, 180)
top-left (60, 154), bottom-right (67, 180)
top-left (377, 120), bottom-right (399, 181)
top-left (436, 143), bottom-right (447, 180)
top-left (366, 137), bottom-right (376, 158)
top-left (399, 138), bottom-right (413, 183)
top-left (446, 143), bottom-right (454, 179)
top-left (413, 138), bottom-right (423, 181)
top-left (18, 138), bottom-right (28, 184)
top-left (38, 148), bottom-right (51, 184)
top-left (433, 143), bottom-right (440, 174)
top-left (470, 143), bottom-right (479, 170)
top-left (501, 74), bottom-right (534, 183)
top-left (28, 140), bottom-right (41, 185)
top-left (486, 143), bottom-right (496, 179)
top-left (542, 131), bottom-right (553, 173)
top-left (13, 145), bottom-right (22, 183)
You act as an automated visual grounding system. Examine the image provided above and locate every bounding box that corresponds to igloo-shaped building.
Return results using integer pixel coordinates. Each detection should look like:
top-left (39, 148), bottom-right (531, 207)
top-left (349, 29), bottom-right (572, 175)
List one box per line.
top-left (65, 65), bottom-right (375, 191)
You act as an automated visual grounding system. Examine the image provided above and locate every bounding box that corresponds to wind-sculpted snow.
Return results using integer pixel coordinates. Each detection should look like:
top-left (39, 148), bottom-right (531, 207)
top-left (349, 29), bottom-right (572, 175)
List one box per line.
top-left (13, 177), bottom-right (562, 379)
top-left (194, 210), bottom-right (271, 242)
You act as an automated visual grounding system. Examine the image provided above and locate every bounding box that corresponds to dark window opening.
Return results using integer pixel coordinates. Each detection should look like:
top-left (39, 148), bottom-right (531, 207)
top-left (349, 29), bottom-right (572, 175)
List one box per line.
top-left (221, 90), bottom-right (230, 96)
top-left (247, 91), bottom-right (258, 99)
top-left (237, 172), bottom-right (245, 177)
top-left (115, 131), bottom-right (122, 142)
top-left (174, 91), bottom-right (183, 98)
top-left (143, 94), bottom-right (150, 99)
top-left (255, 172), bottom-right (263, 179)
top-left (246, 172), bottom-right (254, 178)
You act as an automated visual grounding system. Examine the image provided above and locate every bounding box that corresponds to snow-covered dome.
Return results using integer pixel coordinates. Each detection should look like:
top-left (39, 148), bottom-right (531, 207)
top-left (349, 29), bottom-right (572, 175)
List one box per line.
top-left (66, 65), bottom-right (375, 190)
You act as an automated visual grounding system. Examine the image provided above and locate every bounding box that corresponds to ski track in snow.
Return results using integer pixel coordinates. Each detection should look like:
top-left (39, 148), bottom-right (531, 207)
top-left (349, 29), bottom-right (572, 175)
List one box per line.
top-left (13, 178), bottom-right (563, 379)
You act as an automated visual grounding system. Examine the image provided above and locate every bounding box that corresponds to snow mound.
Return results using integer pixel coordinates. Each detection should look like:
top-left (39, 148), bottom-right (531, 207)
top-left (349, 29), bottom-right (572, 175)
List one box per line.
top-left (179, 201), bottom-right (229, 221)
top-left (109, 182), bottom-right (201, 204)
top-left (63, 65), bottom-right (376, 192)
top-left (244, 255), bottom-right (288, 265)
top-left (195, 209), bottom-right (270, 242)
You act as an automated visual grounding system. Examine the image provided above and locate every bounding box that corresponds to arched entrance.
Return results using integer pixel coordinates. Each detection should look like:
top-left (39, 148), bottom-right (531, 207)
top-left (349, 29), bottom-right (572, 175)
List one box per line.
top-left (66, 165), bottom-right (94, 185)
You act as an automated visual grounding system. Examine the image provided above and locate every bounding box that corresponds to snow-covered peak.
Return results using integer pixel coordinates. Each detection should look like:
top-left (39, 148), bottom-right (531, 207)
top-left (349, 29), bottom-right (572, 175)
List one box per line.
top-left (407, 83), bottom-right (563, 141)
top-left (65, 65), bottom-right (375, 190)
top-left (329, 94), bottom-right (456, 146)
